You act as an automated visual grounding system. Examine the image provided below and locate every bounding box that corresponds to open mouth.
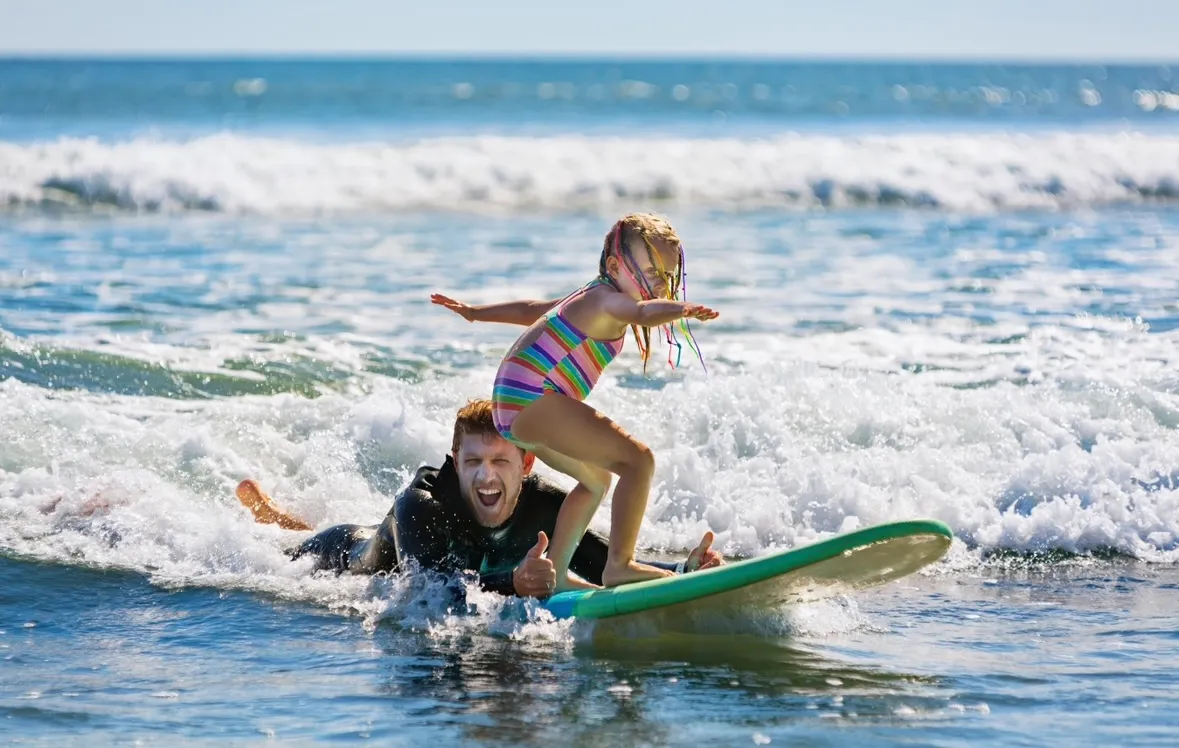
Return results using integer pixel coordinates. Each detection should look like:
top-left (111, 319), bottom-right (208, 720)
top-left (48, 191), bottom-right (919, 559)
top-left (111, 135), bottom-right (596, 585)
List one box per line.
top-left (475, 488), bottom-right (502, 507)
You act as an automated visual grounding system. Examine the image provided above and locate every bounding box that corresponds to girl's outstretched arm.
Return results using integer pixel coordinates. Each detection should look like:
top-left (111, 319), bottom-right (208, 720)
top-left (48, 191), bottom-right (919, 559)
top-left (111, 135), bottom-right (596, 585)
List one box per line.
top-left (430, 293), bottom-right (561, 326)
top-left (597, 291), bottom-right (719, 328)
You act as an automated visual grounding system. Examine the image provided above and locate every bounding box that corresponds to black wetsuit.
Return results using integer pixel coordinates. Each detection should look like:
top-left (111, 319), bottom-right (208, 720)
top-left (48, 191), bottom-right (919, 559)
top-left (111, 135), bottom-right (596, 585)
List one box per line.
top-left (287, 455), bottom-right (674, 595)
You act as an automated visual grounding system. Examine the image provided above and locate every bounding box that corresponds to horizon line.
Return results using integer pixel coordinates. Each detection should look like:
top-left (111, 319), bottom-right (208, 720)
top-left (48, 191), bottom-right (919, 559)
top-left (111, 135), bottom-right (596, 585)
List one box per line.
top-left (1, 51), bottom-right (1177, 67)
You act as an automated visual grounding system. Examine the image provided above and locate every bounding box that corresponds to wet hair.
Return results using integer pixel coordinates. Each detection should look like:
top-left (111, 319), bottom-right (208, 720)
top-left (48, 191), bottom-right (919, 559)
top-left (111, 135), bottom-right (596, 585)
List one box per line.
top-left (598, 213), bottom-right (701, 373)
top-left (451, 399), bottom-right (524, 455)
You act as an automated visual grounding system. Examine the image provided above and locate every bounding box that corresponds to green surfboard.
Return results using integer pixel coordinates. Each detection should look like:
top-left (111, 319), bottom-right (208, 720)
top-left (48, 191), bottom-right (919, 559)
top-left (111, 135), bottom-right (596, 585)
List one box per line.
top-left (541, 519), bottom-right (953, 621)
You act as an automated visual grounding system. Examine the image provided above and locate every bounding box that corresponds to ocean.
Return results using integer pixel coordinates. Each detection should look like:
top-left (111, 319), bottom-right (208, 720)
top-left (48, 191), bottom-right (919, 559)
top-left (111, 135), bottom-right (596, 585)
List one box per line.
top-left (1, 58), bottom-right (1177, 745)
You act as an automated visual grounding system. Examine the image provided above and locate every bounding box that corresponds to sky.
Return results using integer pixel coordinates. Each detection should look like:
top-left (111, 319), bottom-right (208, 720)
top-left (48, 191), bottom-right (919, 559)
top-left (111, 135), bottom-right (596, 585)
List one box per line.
top-left (0, 0), bottom-right (1175, 61)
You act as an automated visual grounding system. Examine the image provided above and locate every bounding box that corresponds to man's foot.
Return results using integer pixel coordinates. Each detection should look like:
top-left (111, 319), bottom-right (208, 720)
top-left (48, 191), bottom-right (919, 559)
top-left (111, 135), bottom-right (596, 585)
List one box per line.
top-left (601, 559), bottom-right (675, 588)
top-left (235, 480), bottom-right (314, 531)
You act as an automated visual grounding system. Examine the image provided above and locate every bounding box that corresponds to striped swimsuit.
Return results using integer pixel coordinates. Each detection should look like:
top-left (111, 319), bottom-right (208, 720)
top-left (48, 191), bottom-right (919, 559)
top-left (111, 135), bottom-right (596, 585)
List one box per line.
top-left (492, 279), bottom-right (625, 445)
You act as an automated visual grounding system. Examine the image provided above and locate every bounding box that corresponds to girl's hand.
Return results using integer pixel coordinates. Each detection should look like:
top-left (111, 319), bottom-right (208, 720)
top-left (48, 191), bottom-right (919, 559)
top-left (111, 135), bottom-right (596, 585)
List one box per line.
top-left (431, 293), bottom-right (478, 322)
top-left (683, 303), bottom-right (719, 321)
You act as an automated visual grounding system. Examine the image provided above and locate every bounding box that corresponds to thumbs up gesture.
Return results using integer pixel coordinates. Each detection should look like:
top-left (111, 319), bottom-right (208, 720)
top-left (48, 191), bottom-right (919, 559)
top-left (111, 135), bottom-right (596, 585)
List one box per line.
top-left (684, 530), bottom-right (724, 572)
top-left (513, 531), bottom-right (557, 598)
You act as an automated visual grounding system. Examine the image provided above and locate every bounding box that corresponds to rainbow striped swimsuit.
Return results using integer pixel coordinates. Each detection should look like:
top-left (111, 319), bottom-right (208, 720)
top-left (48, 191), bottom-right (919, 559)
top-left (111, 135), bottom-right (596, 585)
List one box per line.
top-left (492, 280), bottom-right (624, 445)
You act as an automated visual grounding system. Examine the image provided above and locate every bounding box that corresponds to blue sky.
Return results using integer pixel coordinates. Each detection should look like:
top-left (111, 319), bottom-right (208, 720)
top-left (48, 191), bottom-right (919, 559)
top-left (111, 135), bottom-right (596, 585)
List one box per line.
top-left (0, 0), bottom-right (1175, 61)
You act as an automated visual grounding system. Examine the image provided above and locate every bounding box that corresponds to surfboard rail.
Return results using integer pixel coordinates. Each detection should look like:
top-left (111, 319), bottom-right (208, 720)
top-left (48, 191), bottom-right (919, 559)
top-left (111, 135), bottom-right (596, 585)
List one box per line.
top-left (542, 518), bottom-right (953, 620)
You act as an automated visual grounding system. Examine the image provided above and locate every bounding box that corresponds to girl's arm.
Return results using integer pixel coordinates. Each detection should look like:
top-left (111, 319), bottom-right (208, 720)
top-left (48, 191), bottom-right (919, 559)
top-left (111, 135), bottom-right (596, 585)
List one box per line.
top-left (598, 292), bottom-right (719, 328)
top-left (430, 293), bottom-right (561, 326)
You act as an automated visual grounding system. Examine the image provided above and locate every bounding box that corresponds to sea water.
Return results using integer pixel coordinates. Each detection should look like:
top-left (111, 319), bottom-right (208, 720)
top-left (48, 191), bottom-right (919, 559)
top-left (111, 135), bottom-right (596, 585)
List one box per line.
top-left (1, 58), bottom-right (1178, 745)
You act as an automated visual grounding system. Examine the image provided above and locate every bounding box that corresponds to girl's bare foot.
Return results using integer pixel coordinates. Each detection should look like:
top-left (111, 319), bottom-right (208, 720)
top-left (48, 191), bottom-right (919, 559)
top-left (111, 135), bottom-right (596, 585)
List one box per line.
top-left (601, 559), bottom-right (674, 588)
top-left (554, 572), bottom-right (600, 593)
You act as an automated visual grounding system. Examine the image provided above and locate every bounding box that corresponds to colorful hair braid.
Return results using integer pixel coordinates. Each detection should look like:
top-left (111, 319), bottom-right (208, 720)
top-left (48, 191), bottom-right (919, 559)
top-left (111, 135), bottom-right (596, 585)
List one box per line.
top-left (598, 220), bottom-right (707, 375)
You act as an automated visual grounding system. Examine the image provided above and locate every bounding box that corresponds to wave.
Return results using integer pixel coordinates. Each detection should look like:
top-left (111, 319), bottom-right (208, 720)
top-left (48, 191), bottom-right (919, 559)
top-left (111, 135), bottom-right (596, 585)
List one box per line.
top-left (2, 353), bottom-right (1177, 573)
top-left (2, 131), bottom-right (1178, 215)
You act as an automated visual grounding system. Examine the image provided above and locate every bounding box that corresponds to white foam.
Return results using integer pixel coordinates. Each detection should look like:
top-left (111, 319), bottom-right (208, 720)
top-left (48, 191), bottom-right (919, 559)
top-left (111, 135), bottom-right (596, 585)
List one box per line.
top-left (0, 349), bottom-right (1176, 641)
top-left (3, 334), bottom-right (1176, 591)
top-left (3, 194), bottom-right (1179, 635)
top-left (1, 130), bottom-right (1178, 214)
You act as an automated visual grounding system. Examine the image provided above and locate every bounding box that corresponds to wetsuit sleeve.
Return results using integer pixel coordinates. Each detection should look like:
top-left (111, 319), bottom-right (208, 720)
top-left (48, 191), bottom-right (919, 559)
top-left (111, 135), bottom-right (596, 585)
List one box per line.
top-left (479, 568), bottom-right (517, 596)
top-left (645, 559), bottom-right (680, 572)
top-left (391, 485), bottom-right (456, 573)
top-left (569, 528), bottom-right (608, 585)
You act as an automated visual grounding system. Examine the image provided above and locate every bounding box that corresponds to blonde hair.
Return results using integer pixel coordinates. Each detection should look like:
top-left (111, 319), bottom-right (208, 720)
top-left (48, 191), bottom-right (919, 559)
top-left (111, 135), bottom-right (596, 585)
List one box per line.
top-left (598, 212), bottom-right (685, 372)
top-left (608, 212), bottom-right (681, 250)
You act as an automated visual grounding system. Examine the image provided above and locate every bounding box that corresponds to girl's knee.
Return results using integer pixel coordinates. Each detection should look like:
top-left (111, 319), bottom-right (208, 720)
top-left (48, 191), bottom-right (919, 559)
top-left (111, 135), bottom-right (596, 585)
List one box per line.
top-left (586, 466), bottom-right (613, 495)
top-left (615, 440), bottom-right (655, 477)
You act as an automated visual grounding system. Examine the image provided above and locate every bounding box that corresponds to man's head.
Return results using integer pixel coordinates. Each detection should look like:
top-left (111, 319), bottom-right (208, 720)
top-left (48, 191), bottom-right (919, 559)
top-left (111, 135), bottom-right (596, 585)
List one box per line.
top-left (450, 399), bottom-right (535, 528)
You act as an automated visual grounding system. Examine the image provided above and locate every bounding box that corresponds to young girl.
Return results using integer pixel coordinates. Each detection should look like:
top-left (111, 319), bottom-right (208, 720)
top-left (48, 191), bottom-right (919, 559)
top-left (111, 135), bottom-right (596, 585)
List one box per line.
top-left (430, 213), bottom-right (717, 591)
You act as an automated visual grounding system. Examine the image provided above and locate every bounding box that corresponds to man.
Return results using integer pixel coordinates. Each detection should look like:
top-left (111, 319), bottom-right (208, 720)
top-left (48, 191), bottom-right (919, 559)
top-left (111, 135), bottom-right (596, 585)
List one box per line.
top-left (238, 399), bottom-right (723, 598)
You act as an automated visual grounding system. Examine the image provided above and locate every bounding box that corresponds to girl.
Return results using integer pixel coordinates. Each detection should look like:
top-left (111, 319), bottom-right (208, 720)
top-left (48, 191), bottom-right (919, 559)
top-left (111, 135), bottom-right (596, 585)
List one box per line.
top-left (430, 213), bottom-right (717, 591)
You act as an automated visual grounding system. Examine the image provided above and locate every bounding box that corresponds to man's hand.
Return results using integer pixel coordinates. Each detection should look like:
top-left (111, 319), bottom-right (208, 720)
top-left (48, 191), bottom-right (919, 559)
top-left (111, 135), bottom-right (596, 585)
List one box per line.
top-left (685, 530), bottom-right (724, 572)
top-left (513, 531), bottom-right (557, 598)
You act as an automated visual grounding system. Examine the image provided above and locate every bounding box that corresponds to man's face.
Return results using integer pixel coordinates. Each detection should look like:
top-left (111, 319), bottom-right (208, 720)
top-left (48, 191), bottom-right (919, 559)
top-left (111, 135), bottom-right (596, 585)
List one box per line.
top-left (453, 432), bottom-right (535, 528)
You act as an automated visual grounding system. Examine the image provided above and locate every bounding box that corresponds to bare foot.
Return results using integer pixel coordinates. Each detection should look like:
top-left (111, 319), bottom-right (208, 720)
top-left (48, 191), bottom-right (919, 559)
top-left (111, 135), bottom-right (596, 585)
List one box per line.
top-left (601, 560), bottom-right (675, 588)
top-left (235, 480), bottom-right (313, 531)
top-left (554, 572), bottom-right (600, 594)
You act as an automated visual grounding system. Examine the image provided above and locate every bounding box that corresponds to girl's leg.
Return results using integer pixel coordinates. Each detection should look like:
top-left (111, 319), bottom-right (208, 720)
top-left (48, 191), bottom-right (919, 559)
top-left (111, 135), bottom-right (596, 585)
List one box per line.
top-left (525, 444), bottom-right (612, 591)
top-left (510, 393), bottom-right (672, 588)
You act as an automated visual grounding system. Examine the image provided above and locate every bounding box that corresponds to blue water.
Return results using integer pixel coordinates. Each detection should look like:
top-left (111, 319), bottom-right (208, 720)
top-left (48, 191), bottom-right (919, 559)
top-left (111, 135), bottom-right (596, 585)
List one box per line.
top-left (2, 58), bottom-right (1176, 137)
top-left (2, 58), bottom-right (1178, 745)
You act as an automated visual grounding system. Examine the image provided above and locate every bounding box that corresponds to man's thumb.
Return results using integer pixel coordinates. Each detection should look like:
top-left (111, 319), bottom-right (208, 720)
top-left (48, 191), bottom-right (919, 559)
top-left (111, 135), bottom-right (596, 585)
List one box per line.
top-left (693, 530), bottom-right (714, 555)
top-left (527, 531), bottom-right (549, 558)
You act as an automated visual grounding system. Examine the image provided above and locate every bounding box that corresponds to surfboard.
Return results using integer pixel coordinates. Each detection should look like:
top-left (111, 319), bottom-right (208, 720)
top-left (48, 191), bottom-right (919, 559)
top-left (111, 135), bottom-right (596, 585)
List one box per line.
top-left (541, 519), bottom-right (953, 621)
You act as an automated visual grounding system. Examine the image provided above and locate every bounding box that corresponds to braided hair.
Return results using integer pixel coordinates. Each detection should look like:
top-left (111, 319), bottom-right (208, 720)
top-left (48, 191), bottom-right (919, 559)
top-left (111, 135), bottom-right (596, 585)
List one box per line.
top-left (597, 214), bottom-right (704, 374)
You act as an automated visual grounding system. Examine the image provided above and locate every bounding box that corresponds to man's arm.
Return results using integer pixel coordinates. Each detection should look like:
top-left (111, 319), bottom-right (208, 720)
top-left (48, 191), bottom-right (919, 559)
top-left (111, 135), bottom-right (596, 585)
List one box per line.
top-left (568, 528), bottom-right (608, 585)
top-left (391, 486), bottom-right (459, 572)
top-left (479, 567), bottom-right (518, 596)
